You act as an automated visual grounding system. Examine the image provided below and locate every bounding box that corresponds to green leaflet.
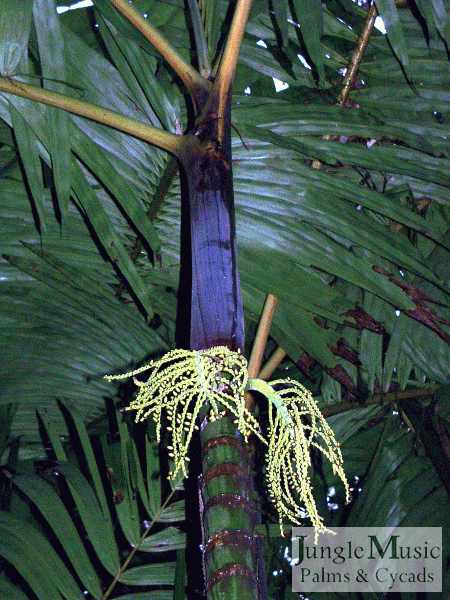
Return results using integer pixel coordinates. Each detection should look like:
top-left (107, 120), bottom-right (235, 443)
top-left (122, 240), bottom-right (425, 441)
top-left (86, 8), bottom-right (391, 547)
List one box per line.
top-left (0, 577), bottom-right (29, 600)
top-left (9, 107), bottom-right (48, 232)
top-left (273, 0), bottom-right (288, 47)
top-left (33, 0), bottom-right (73, 221)
top-left (71, 160), bottom-right (155, 317)
top-left (291, 0), bottom-right (325, 82)
top-left (0, 512), bottom-right (85, 600)
top-left (12, 474), bottom-right (102, 597)
top-left (0, 0), bottom-right (33, 76)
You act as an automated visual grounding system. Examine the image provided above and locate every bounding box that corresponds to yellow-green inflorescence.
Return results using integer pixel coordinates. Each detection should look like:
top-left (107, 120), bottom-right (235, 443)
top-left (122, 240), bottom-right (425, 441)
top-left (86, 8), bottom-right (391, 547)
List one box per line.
top-left (105, 346), bottom-right (349, 538)
top-left (106, 347), bottom-right (263, 479)
top-left (263, 379), bottom-right (349, 537)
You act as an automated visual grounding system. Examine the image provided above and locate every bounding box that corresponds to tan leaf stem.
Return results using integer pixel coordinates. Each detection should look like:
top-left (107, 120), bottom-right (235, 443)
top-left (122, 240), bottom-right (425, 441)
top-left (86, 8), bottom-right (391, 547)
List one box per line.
top-left (258, 347), bottom-right (287, 380)
top-left (106, 0), bottom-right (210, 98)
top-left (210, 0), bottom-right (254, 143)
top-left (311, 2), bottom-right (377, 169)
top-left (0, 77), bottom-right (196, 159)
top-left (336, 2), bottom-right (377, 106)
top-left (246, 293), bottom-right (278, 410)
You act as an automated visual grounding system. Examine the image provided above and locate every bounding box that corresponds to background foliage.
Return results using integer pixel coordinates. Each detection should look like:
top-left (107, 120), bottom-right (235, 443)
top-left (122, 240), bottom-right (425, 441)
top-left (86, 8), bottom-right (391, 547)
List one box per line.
top-left (1, 0), bottom-right (450, 598)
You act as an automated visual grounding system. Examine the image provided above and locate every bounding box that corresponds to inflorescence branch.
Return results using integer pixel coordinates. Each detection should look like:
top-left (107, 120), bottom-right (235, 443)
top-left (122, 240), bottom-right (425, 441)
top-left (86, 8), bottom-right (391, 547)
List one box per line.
top-left (106, 346), bottom-right (349, 539)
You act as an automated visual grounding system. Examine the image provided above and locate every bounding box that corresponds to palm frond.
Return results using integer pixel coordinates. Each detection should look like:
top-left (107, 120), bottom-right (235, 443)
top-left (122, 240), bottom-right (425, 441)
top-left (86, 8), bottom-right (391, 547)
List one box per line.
top-left (0, 401), bottom-right (185, 598)
top-left (1, 1), bottom-right (450, 596)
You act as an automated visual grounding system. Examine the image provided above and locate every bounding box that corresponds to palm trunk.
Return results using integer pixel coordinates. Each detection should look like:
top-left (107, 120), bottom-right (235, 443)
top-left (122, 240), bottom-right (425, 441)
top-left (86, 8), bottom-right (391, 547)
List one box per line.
top-left (179, 97), bottom-right (265, 598)
top-left (199, 411), bottom-right (264, 600)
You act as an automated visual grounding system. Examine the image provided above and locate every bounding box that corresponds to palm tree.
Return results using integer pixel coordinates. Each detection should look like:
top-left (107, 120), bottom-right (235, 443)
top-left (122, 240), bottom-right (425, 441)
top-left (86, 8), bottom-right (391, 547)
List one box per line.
top-left (1, 0), bottom-right (450, 598)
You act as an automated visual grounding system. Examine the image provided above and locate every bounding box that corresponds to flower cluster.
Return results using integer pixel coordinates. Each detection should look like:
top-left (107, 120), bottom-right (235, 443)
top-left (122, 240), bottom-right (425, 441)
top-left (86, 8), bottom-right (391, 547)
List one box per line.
top-left (265, 379), bottom-right (349, 537)
top-left (106, 347), bottom-right (349, 537)
top-left (105, 347), bottom-right (262, 479)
